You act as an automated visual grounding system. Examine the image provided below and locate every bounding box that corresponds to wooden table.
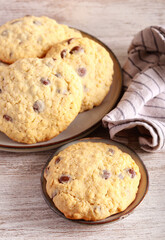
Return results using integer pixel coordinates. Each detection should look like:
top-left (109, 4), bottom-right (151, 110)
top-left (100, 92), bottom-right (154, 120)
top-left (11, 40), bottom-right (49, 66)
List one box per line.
top-left (0, 0), bottom-right (165, 239)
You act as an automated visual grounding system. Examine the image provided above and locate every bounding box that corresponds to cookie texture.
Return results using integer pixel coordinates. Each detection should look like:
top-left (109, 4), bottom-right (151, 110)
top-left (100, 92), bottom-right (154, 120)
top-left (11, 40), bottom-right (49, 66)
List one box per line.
top-left (0, 61), bottom-right (8, 67)
top-left (0, 58), bottom-right (83, 144)
top-left (44, 141), bottom-right (141, 221)
top-left (46, 37), bottom-right (114, 112)
top-left (0, 16), bottom-right (82, 63)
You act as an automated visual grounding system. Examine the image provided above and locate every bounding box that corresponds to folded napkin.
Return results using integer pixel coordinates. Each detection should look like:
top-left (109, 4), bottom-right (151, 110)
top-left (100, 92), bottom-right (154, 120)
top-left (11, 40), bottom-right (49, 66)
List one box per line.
top-left (103, 26), bottom-right (165, 152)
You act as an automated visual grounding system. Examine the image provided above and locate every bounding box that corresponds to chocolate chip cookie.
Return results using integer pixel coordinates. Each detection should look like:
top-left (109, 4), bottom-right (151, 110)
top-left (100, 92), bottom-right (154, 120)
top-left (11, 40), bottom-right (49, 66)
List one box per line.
top-left (46, 37), bottom-right (114, 112)
top-left (0, 58), bottom-right (83, 144)
top-left (44, 141), bottom-right (141, 221)
top-left (0, 16), bottom-right (82, 63)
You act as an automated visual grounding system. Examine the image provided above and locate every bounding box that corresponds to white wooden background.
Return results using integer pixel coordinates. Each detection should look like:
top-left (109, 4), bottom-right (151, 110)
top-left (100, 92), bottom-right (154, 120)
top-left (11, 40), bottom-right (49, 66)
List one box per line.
top-left (0, 0), bottom-right (165, 239)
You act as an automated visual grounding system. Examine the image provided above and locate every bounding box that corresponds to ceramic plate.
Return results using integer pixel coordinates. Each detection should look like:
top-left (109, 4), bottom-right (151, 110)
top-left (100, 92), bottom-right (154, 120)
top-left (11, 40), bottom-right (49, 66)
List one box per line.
top-left (0, 31), bottom-right (122, 152)
top-left (41, 138), bottom-right (149, 225)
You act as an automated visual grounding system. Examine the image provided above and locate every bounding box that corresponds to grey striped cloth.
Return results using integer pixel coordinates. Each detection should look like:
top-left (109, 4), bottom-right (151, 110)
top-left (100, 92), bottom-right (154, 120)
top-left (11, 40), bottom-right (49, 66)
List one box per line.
top-left (103, 26), bottom-right (165, 152)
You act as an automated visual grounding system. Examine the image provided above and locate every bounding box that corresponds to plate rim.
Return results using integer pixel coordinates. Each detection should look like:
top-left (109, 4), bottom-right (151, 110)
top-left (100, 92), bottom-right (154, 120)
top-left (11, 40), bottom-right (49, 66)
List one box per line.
top-left (0, 31), bottom-right (123, 151)
top-left (41, 137), bottom-right (149, 225)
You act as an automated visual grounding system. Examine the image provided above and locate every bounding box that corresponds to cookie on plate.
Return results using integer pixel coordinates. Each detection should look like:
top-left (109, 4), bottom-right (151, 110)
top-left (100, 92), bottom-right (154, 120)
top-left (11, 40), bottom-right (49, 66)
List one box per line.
top-left (0, 15), bottom-right (82, 63)
top-left (44, 141), bottom-right (141, 221)
top-left (46, 37), bottom-right (114, 112)
top-left (0, 58), bottom-right (83, 144)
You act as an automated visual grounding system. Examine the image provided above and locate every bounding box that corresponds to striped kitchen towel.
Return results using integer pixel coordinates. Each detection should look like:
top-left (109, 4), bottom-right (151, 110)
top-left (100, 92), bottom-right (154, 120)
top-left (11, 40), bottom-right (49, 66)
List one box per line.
top-left (102, 26), bottom-right (165, 152)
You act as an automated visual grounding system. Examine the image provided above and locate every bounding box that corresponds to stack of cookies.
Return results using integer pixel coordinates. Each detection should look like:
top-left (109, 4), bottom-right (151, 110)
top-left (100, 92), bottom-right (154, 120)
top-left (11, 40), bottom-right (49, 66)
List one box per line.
top-left (0, 15), bottom-right (114, 144)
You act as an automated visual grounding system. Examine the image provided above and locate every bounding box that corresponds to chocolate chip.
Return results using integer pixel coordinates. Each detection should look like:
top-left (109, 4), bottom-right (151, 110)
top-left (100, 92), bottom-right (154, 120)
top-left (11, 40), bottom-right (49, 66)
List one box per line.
top-left (58, 175), bottom-right (71, 184)
top-left (56, 89), bottom-right (61, 94)
top-left (52, 58), bottom-right (57, 61)
top-left (67, 38), bottom-right (74, 44)
top-left (57, 89), bottom-right (67, 95)
top-left (9, 52), bottom-right (13, 58)
top-left (3, 114), bottom-right (13, 122)
top-left (33, 20), bottom-right (42, 25)
top-left (108, 148), bottom-right (115, 156)
top-left (128, 168), bottom-right (136, 178)
top-left (33, 100), bottom-right (45, 113)
top-left (70, 46), bottom-right (84, 54)
top-left (1, 30), bottom-right (8, 36)
top-left (55, 156), bottom-right (61, 164)
top-left (0, 89), bottom-right (2, 93)
top-left (102, 170), bottom-right (111, 180)
top-left (55, 73), bottom-right (62, 78)
top-left (40, 77), bottom-right (50, 85)
top-left (10, 20), bottom-right (22, 25)
top-left (61, 49), bottom-right (67, 59)
top-left (77, 67), bottom-right (86, 77)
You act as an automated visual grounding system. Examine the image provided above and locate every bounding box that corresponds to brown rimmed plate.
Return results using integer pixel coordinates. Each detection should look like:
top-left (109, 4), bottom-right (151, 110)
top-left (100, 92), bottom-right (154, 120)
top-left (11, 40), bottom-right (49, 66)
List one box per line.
top-left (0, 30), bottom-right (122, 152)
top-left (41, 137), bottom-right (149, 224)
